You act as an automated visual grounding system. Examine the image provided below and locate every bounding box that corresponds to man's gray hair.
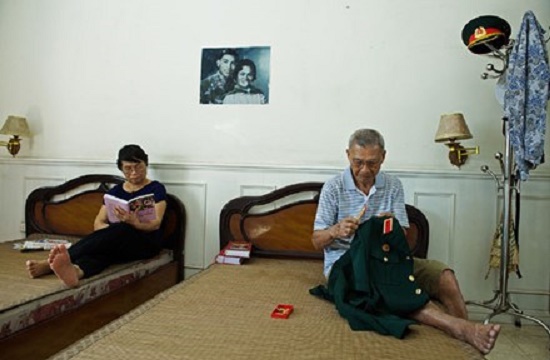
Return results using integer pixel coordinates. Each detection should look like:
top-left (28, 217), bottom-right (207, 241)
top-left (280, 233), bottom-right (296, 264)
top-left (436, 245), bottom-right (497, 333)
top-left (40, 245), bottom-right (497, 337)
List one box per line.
top-left (348, 129), bottom-right (385, 150)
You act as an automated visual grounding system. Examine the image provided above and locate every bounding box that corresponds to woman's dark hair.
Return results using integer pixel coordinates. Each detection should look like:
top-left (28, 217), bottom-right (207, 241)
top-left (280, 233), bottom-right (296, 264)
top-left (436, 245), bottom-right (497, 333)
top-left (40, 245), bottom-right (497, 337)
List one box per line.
top-left (233, 59), bottom-right (257, 81)
top-left (116, 144), bottom-right (149, 170)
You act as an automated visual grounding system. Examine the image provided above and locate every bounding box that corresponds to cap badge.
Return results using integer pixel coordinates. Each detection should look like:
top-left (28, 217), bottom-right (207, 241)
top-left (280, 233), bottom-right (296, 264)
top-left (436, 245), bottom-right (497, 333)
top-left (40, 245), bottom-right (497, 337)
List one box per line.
top-left (474, 27), bottom-right (487, 39)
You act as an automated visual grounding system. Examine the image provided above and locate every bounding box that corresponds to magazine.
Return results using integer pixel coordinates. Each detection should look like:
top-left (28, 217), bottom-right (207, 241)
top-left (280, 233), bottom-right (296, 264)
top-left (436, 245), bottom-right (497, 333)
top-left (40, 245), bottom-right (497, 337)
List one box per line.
top-left (13, 238), bottom-right (72, 252)
top-left (104, 193), bottom-right (156, 223)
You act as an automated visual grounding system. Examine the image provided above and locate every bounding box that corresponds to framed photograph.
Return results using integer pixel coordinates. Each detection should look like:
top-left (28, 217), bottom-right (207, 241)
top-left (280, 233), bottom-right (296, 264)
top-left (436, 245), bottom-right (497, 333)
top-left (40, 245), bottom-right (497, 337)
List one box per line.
top-left (199, 46), bottom-right (271, 105)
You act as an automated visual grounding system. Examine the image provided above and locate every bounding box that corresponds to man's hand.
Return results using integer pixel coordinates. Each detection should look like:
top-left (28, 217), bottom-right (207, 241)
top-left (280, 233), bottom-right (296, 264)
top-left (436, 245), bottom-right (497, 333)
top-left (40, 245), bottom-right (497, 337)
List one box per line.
top-left (331, 216), bottom-right (360, 240)
top-left (312, 216), bottom-right (360, 250)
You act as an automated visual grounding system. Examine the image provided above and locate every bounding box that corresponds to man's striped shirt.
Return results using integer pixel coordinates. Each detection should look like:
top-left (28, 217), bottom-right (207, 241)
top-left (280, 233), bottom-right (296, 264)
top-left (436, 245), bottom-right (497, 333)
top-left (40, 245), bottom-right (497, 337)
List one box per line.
top-left (314, 168), bottom-right (408, 277)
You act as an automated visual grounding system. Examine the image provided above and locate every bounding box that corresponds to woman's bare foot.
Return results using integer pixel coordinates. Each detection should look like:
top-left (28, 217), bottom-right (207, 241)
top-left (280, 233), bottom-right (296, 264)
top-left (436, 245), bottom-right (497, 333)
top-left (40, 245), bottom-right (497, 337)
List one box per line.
top-left (462, 322), bottom-right (500, 354)
top-left (48, 245), bottom-right (62, 264)
top-left (26, 259), bottom-right (53, 278)
top-left (49, 245), bottom-right (81, 288)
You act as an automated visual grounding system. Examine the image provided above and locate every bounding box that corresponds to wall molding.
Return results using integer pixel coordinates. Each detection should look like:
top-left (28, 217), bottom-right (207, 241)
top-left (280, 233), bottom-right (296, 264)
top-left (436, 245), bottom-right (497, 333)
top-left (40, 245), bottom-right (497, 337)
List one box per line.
top-left (162, 180), bottom-right (208, 269)
top-left (414, 192), bottom-right (457, 266)
top-left (3, 157), bottom-right (550, 181)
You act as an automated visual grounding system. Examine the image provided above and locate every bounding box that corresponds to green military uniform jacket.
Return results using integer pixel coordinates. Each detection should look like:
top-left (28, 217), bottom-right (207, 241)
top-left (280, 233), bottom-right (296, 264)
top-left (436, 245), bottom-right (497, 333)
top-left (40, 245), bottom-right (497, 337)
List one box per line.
top-left (310, 216), bottom-right (429, 339)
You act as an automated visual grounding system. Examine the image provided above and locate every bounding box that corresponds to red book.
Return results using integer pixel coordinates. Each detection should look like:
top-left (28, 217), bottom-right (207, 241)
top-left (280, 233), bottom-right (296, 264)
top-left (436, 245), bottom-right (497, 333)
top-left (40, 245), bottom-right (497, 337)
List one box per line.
top-left (222, 241), bottom-right (252, 258)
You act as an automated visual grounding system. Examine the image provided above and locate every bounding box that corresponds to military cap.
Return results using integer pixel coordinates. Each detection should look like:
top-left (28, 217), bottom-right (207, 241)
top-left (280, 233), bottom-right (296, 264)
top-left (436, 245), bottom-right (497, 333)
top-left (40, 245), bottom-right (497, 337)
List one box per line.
top-left (461, 15), bottom-right (512, 54)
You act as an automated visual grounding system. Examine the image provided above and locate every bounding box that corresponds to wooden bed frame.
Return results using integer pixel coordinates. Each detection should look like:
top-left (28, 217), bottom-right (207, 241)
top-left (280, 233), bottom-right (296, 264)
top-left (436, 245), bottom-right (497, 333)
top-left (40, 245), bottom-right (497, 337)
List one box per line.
top-left (219, 181), bottom-right (429, 259)
top-left (1, 174), bottom-right (186, 360)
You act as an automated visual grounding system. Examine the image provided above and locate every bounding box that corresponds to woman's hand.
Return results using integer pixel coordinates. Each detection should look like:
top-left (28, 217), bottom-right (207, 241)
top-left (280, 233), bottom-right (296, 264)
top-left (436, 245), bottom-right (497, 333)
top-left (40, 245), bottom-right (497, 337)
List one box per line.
top-left (114, 206), bottom-right (138, 226)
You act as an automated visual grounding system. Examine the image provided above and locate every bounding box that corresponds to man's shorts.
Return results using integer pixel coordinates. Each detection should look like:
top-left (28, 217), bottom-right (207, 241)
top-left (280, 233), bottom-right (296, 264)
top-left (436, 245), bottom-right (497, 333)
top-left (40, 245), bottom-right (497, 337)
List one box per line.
top-left (413, 257), bottom-right (450, 298)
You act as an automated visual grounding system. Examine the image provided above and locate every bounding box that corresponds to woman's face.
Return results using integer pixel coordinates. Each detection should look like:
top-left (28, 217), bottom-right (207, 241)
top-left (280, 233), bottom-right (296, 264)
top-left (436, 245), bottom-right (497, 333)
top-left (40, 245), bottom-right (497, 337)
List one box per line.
top-left (237, 65), bottom-right (254, 88)
top-left (120, 160), bottom-right (147, 184)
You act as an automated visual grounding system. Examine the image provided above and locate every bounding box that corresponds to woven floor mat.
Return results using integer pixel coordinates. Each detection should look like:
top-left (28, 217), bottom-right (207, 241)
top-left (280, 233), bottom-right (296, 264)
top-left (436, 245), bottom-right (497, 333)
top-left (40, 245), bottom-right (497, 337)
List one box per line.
top-left (51, 258), bottom-right (483, 360)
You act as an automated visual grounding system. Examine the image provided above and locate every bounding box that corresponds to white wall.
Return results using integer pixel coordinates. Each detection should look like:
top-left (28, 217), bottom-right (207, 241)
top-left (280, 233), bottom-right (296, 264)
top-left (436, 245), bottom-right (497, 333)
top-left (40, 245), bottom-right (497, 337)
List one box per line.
top-left (0, 0), bottom-right (549, 321)
top-left (0, 0), bottom-right (548, 171)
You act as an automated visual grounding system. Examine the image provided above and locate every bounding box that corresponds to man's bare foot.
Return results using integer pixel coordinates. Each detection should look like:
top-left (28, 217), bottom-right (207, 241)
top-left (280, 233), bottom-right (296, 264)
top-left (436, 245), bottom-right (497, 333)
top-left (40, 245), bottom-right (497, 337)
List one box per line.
top-left (411, 301), bottom-right (500, 354)
top-left (49, 245), bottom-right (80, 288)
top-left (462, 322), bottom-right (500, 354)
top-left (26, 259), bottom-right (53, 278)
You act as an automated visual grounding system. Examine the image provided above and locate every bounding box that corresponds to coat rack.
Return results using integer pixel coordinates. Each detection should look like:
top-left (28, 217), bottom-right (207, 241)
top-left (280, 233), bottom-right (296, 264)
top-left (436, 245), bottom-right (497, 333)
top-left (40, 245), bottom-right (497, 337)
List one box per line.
top-left (481, 25), bottom-right (549, 80)
top-left (466, 38), bottom-right (550, 339)
top-left (480, 40), bottom-right (513, 80)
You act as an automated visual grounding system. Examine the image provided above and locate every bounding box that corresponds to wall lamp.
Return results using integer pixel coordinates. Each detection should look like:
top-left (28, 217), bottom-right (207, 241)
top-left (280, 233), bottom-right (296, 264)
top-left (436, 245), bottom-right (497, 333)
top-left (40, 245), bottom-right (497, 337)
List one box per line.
top-left (435, 113), bottom-right (479, 168)
top-left (0, 116), bottom-right (31, 157)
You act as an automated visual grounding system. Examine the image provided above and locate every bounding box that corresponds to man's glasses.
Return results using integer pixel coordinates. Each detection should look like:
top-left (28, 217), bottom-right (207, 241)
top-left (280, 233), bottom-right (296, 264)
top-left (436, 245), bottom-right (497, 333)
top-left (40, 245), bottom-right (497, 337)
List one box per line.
top-left (351, 158), bottom-right (383, 169)
top-left (121, 162), bottom-right (145, 174)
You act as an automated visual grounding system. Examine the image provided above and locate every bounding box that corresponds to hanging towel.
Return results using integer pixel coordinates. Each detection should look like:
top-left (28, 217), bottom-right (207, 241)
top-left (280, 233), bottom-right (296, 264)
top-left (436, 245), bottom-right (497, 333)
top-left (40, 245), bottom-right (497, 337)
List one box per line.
top-left (504, 11), bottom-right (550, 180)
top-left (485, 212), bottom-right (521, 279)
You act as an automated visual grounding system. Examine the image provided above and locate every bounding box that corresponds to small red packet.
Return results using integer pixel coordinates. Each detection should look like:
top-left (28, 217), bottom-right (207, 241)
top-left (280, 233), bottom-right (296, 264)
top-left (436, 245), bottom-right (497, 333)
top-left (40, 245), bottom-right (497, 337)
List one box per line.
top-left (383, 218), bottom-right (393, 234)
top-left (271, 304), bottom-right (294, 319)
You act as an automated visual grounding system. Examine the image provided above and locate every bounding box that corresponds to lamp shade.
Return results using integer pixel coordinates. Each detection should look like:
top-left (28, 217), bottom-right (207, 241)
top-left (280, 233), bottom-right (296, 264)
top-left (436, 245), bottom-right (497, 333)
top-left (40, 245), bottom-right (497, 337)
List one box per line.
top-left (434, 113), bottom-right (473, 142)
top-left (0, 116), bottom-right (31, 137)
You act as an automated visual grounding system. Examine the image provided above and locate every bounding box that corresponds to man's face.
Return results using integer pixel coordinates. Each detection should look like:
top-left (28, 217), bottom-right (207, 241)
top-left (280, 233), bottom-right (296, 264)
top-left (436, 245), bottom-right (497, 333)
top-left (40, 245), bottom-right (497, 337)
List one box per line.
top-left (236, 65), bottom-right (254, 88)
top-left (346, 144), bottom-right (386, 187)
top-left (217, 55), bottom-right (236, 77)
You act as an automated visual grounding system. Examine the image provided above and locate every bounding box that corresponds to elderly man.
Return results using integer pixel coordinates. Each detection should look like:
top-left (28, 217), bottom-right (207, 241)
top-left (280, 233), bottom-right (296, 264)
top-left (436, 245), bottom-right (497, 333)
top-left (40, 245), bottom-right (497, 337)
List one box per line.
top-left (311, 128), bottom-right (500, 355)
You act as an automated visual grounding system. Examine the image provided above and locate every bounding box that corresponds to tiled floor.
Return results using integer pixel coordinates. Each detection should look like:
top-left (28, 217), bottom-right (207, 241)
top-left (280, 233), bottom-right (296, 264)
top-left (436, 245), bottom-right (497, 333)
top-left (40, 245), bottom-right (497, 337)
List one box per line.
top-left (485, 324), bottom-right (549, 360)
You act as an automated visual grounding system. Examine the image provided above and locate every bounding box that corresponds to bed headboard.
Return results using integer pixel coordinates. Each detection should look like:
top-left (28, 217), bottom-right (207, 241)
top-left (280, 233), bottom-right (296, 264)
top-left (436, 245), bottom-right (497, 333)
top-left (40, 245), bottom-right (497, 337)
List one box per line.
top-left (25, 174), bottom-right (186, 278)
top-left (219, 182), bottom-right (429, 259)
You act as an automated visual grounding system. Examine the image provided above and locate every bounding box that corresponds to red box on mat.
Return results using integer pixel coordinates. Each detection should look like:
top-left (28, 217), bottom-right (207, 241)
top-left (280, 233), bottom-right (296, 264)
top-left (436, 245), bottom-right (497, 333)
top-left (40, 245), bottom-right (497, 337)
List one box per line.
top-left (271, 304), bottom-right (294, 319)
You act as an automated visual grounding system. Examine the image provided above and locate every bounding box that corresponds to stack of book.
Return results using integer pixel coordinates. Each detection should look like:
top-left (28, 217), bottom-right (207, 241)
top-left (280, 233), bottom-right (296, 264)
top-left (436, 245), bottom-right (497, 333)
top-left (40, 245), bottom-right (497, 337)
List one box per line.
top-left (215, 241), bottom-right (252, 265)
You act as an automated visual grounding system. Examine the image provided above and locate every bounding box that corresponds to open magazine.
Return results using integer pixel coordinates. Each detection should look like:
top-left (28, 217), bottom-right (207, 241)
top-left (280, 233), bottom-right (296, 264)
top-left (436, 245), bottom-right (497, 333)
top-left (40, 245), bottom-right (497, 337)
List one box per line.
top-left (104, 193), bottom-right (156, 223)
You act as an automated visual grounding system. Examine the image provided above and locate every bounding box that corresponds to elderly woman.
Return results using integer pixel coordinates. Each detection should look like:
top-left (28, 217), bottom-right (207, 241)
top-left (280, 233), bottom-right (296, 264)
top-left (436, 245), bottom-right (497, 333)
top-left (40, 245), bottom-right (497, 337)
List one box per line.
top-left (26, 145), bottom-right (167, 287)
top-left (223, 59), bottom-right (266, 105)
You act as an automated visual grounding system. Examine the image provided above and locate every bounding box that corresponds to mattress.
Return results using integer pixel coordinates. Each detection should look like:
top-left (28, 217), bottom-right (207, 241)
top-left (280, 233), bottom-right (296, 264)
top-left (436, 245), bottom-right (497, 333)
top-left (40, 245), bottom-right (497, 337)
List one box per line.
top-left (0, 235), bottom-right (172, 340)
top-left (51, 258), bottom-right (483, 360)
